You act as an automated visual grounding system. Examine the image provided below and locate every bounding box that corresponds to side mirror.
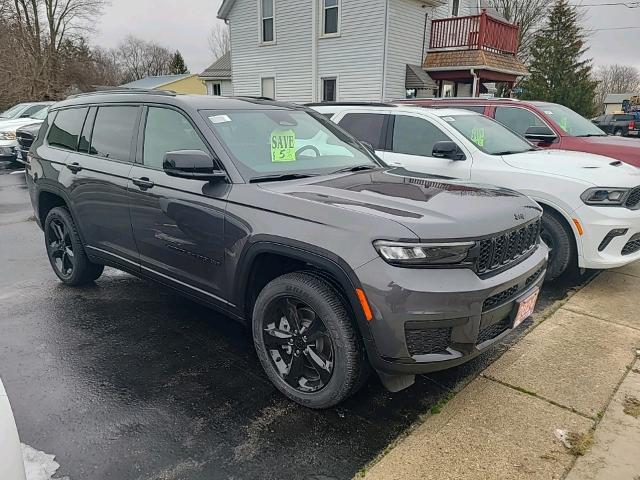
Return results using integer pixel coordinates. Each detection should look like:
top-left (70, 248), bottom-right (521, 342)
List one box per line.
top-left (359, 140), bottom-right (376, 154)
top-left (432, 141), bottom-right (465, 161)
top-left (525, 125), bottom-right (557, 142)
top-left (163, 150), bottom-right (227, 181)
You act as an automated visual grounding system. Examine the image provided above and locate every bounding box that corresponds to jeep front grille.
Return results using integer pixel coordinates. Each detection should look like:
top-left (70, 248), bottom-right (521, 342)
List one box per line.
top-left (476, 219), bottom-right (541, 275)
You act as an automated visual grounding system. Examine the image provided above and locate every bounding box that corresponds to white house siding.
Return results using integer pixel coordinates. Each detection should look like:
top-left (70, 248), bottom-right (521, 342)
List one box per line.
top-left (383, 0), bottom-right (433, 100)
top-left (316, 0), bottom-right (387, 101)
top-left (227, 0), bottom-right (314, 102)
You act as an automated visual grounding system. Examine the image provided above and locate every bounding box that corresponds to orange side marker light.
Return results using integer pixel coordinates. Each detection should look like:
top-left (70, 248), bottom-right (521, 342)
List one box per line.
top-left (355, 288), bottom-right (373, 322)
top-left (572, 219), bottom-right (584, 236)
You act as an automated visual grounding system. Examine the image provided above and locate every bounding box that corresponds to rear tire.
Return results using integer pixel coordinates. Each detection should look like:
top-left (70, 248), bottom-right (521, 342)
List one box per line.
top-left (252, 271), bottom-right (367, 409)
top-left (44, 207), bottom-right (104, 286)
top-left (541, 210), bottom-right (575, 281)
top-left (614, 128), bottom-right (623, 136)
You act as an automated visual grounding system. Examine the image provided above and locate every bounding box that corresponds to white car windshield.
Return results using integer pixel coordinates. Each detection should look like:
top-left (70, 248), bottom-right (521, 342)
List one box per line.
top-left (29, 108), bottom-right (49, 121)
top-left (533, 103), bottom-right (606, 137)
top-left (443, 114), bottom-right (536, 155)
top-left (0, 104), bottom-right (27, 119)
top-left (204, 109), bottom-right (379, 181)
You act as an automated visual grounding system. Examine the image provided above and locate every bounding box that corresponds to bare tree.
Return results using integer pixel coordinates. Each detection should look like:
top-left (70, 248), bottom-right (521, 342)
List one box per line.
top-left (4, 0), bottom-right (106, 99)
top-left (594, 64), bottom-right (640, 112)
top-left (116, 35), bottom-right (174, 83)
top-left (485, 0), bottom-right (549, 62)
top-left (208, 23), bottom-right (230, 60)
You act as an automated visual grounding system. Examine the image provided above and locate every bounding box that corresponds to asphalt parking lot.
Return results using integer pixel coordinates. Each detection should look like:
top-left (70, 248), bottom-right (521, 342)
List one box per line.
top-left (0, 162), bottom-right (593, 480)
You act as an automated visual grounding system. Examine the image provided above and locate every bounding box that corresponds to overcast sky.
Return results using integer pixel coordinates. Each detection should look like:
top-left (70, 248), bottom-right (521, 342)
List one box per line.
top-left (92, 0), bottom-right (640, 75)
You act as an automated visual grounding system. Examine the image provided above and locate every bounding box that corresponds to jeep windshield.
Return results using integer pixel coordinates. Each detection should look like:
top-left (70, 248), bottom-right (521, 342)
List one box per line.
top-left (532, 102), bottom-right (606, 137)
top-left (442, 114), bottom-right (536, 155)
top-left (203, 109), bottom-right (380, 181)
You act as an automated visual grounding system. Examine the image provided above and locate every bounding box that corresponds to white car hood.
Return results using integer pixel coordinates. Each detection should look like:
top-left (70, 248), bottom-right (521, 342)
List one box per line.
top-left (0, 118), bottom-right (41, 132)
top-left (502, 149), bottom-right (640, 187)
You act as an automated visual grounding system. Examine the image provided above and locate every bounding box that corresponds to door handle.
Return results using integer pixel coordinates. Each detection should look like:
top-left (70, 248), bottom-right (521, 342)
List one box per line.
top-left (132, 177), bottom-right (155, 190)
top-left (67, 162), bottom-right (83, 173)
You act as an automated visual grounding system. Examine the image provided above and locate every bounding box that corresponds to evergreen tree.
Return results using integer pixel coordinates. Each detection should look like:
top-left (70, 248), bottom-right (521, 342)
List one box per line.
top-left (169, 51), bottom-right (189, 75)
top-left (520, 0), bottom-right (597, 117)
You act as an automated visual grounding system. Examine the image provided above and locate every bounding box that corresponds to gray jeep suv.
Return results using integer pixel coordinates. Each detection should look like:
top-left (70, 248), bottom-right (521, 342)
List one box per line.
top-left (26, 91), bottom-right (547, 408)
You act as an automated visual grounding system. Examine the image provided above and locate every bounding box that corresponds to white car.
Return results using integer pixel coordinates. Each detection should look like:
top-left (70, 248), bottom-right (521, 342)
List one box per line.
top-left (0, 379), bottom-right (26, 480)
top-left (312, 104), bottom-right (640, 279)
top-left (0, 107), bottom-right (49, 162)
top-left (0, 102), bottom-right (52, 121)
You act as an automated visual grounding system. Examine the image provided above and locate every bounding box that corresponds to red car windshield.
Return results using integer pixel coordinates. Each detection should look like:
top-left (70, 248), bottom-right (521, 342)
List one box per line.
top-left (533, 103), bottom-right (606, 137)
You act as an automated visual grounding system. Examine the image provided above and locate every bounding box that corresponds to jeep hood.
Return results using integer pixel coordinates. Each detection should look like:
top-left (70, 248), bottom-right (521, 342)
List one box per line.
top-left (563, 135), bottom-right (640, 168)
top-left (258, 168), bottom-right (542, 240)
top-left (502, 149), bottom-right (640, 187)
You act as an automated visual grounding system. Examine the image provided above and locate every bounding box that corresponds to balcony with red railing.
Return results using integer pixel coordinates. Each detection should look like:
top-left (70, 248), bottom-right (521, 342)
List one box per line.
top-left (429, 11), bottom-right (520, 56)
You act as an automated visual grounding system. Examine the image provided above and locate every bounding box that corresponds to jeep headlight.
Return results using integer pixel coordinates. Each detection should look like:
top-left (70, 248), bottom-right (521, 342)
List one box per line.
top-left (0, 131), bottom-right (16, 141)
top-left (581, 187), bottom-right (629, 206)
top-left (374, 240), bottom-right (474, 266)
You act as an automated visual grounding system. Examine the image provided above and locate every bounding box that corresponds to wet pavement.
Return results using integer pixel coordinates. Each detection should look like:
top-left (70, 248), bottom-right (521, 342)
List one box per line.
top-left (0, 162), bottom-right (594, 480)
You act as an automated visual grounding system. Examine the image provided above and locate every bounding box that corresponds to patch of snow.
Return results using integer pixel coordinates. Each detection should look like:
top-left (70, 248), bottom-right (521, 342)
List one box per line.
top-left (21, 444), bottom-right (70, 480)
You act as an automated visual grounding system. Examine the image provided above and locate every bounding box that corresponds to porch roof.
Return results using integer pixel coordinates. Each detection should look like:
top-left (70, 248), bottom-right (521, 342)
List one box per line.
top-left (423, 50), bottom-right (528, 78)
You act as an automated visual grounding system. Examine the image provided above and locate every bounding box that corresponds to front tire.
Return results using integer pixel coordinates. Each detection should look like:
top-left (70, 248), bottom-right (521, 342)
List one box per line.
top-left (44, 207), bottom-right (104, 286)
top-left (252, 272), bottom-right (367, 409)
top-left (613, 128), bottom-right (623, 136)
top-left (540, 210), bottom-right (575, 281)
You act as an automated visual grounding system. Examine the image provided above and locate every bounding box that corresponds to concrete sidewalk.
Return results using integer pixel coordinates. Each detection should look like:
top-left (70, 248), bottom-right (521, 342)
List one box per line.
top-left (359, 264), bottom-right (640, 480)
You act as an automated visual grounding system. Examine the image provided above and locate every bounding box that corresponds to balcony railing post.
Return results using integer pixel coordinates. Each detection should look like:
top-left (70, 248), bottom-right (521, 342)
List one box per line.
top-left (478, 10), bottom-right (487, 50)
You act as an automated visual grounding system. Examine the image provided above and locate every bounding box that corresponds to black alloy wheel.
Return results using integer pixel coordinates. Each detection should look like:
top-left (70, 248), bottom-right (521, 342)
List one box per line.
top-left (252, 272), bottom-right (368, 408)
top-left (262, 296), bottom-right (335, 393)
top-left (47, 218), bottom-right (75, 279)
top-left (44, 207), bottom-right (104, 285)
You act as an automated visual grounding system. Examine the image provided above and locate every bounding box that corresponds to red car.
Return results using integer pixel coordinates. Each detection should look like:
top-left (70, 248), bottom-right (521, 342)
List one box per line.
top-left (397, 98), bottom-right (640, 168)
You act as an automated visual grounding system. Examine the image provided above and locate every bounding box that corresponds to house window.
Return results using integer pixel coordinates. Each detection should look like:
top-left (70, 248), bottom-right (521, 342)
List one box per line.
top-left (323, 0), bottom-right (339, 35)
top-left (322, 78), bottom-right (337, 102)
top-left (451, 0), bottom-right (460, 16)
top-left (261, 77), bottom-right (275, 99)
top-left (261, 0), bottom-right (274, 43)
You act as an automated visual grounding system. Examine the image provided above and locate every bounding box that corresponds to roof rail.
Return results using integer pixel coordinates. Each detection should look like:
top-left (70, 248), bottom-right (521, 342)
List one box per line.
top-left (400, 97), bottom-right (519, 102)
top-left (66, 89), bottom-right (177, 100)
top-left (303, 101), bottom-right (397, 107)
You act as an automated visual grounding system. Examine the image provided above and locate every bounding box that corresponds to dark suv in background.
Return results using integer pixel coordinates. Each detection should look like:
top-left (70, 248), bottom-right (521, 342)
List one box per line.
top-left (26, 91), bottom-right (547, 408)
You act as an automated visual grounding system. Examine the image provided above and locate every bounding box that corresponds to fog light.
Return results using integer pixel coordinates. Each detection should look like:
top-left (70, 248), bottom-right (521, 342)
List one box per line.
top-left (598, 228), bottom-right (628, 252)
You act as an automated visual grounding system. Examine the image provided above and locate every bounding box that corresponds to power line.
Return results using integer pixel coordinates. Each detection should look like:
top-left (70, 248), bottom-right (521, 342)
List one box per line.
top-left (575, 2), bottom-right (640, 6)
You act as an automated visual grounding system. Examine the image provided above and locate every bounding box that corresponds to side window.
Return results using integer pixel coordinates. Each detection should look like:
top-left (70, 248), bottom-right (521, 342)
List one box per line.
top-left (22, 105), bottom-right (46, 117)
top-left (495, 107), bottom-right (546, 136)
top-left (47, 108), bottom-right (88, 151)
top-left (90, 106), bottom-right (139, 162)
top-left (143, 107), bottom-right (209, 170)
top-left (391, 115), bottom-right (451, 157)
top-left (78, 108), bottom-right (96, 154)
top-left (337, 113), bottom-right (387, 150)
top-left (261, 0), bottom-right (274, 43)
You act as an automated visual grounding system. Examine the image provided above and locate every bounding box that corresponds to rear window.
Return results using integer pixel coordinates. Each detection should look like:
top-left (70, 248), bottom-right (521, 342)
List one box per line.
top-left (337, 113), bottom-right (387, 150)
top-left (47, 108), bottom-right (88, 151)
top-left (90, 106), bottom-right (139, 162)
top-left (614, 115), bottom-right (634, 121)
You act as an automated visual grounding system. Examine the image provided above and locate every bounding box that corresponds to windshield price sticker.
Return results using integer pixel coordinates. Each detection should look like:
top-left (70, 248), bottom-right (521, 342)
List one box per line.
top-left (471, 127), bottom-right (485, 147)
top-left (559, 118), bottom-right (569, 132)
top-left (271, 129), bottom-right (297, 162)
top-left (209, 115), bottom-right (232, 124)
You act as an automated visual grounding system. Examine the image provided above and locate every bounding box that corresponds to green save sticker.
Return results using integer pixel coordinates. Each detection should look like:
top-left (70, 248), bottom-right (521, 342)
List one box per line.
top-left (270, 129), bottom-right (297, 162)
top-left (559, 117), bottom-right (569, 132)
top-left (471, 127), bottom-right (485, 147)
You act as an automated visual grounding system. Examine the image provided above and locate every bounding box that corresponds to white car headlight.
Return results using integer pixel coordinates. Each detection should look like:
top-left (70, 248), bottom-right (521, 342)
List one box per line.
top-left (580, 187), bottom-right (629, 206)
top-left (374, 240), bottom-right (474, 266)
top-left (0, 131), bottom-right (17, 141)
